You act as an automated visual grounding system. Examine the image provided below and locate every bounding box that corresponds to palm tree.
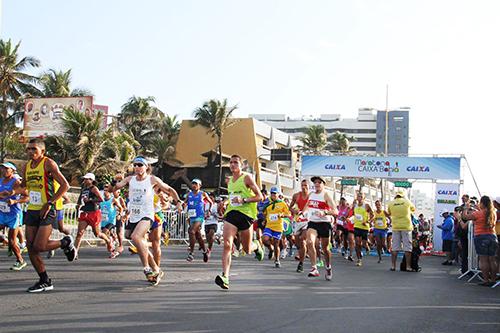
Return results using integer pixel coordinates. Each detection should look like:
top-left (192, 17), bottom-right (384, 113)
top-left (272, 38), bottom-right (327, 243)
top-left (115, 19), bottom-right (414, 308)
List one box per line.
top-left (329, 131), bottom-right (356, 154)
top-left (39, 68), bottom-right (92, 97)
top-left (151, 114), bottom-right (180, 175)
top-left (300, 125), bottom-right (328, 154)
top-left (0, 39), bottom-right (41, 162)
top-left (193, 99), bottom-right (237, 192)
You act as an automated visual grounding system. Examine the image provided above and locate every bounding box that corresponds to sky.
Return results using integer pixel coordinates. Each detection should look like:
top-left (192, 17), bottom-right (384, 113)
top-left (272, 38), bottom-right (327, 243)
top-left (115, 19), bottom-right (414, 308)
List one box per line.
top-left (1, 0), bottom-right (499, 196)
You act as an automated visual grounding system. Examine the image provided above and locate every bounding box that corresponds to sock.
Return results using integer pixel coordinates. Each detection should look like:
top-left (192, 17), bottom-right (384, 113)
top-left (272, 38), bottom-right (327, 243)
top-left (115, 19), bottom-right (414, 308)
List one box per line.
top-left (38, 271), bottom-right (49, 283)
top-left (20, 242), bottom-right (26, 249)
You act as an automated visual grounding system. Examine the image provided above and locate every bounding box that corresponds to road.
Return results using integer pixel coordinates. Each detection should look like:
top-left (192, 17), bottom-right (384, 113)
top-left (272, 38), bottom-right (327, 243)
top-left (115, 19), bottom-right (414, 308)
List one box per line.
top-left (0, 244), bottom-right (499, 333)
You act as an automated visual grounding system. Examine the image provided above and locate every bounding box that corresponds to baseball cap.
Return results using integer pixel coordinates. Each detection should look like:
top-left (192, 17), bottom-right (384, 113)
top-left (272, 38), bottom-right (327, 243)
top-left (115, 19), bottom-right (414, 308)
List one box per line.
top-left (0, 162), bottom-right (17, 171)
top-left (133, 156), bottom-right (148, 165)
top-left (494, 197), bottom-right (500, 205)
top-left (270, 186), bottom-right (280, 194)
top-left (191, 178), bottom-right (202, 185)
top-left (311, 176), bottom-right (326, 184)
top-left (440, 209), bottom-right (450, 216)
top-left (83, 173), bottom-right (95, 181)
top-left (395, 189), bottom-right (406, 197)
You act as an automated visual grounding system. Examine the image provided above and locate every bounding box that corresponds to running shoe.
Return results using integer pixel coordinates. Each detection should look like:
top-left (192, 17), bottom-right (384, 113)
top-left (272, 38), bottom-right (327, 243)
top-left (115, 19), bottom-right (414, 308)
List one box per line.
top-left (325, 267), bottom-right (333, 281)
top-left (296, 261), bottom-right (304, 273)
top-left (106, 242), bottom-right (115, 253)
top-left (129, 245), bottom-right (138, 255)
top-left (275, 260), bottom-right (281, 268)
top-left (347, 255), bottom-right (354, 262)
top-left (268, 248), bottom-right (274, 260)
top-left (308, 267), bottom-right (320, 277)
top-left (356, 259), bottom-right (362, 267)
top-left (151, 270), bottom-right (165, 286)
top-left (186, 252), bottom-right (195, 262)
top-left (21, 246), bottom-right (28, 254)
top-left (10, 260), bottom-right (27, 271)
top-left (47, 250), bottom-right (55, 259)
top-left (253, 240), bottom-right (264, 261)
top-left (377, 258), bottom-right (382, 264)
top-left (203, 250), bottom-right (209, 263)
top-left (109, 251), bottom-right (120, 259)
top-left (27, 279), bottom-right (53, 293)
top-left (341, 249), bottom-right (346, 257)
top-left (280, 248), bottom-right (287, 259)
top-left (316, 259), bottom-right (325, 268)
top-left (162, 233), bottom-right (170, 247)
top-left (144, 267), bottom-right (155, 282)
top-left (61, 235), bottom-right (77, 262)
top-left (215, 274), bottom-right (229, 290)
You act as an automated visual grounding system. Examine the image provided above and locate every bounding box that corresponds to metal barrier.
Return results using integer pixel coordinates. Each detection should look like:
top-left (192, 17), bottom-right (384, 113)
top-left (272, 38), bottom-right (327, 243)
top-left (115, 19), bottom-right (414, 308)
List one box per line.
top-left (458, 221), bottom-right (482, 282)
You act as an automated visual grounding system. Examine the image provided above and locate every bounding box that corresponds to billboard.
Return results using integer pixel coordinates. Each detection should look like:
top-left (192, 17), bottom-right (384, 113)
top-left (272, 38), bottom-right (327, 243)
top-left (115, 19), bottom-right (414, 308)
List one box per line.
top-left (93, 104), bottom-right (109, 129)
top-left (301, 155), bottom-right (461, 180)
top-left (23, 96), bottom-right (93, 137)
top-left (433, 183), bottom-right (460, 251)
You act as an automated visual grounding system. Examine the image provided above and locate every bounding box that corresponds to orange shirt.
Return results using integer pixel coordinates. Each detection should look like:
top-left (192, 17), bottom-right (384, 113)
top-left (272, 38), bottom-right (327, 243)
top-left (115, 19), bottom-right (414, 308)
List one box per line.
top-left (472, 210), bottom-right (496, 236)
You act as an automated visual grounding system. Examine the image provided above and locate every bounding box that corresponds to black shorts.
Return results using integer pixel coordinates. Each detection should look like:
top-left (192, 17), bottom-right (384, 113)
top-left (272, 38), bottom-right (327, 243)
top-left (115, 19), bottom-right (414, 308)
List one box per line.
top-left (225, 210), bottom-right (253, 231)
top-left (354, 228), bottom-right (368, 241)
top-left (256, 218), bottom-right (265, 230)
top-left (442, 239), bottom-right (453, 252)
top-left (125, 218), bottom-right (154, 237)
top-left (307, 222), bottom-right (331, 238)
top-left (204, 223), bottom-right (218, 234)
top-left (102, 223), bottom-right (116, 230)
top-left (336, 224), bottom-right (346, 233)
top-left (24, 209), bottom-right (57, 228)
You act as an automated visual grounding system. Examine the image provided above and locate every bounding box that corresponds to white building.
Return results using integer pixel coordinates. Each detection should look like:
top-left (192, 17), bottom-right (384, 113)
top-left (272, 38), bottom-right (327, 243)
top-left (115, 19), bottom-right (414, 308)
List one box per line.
top-left (411, 189), bottom-right (434, 218)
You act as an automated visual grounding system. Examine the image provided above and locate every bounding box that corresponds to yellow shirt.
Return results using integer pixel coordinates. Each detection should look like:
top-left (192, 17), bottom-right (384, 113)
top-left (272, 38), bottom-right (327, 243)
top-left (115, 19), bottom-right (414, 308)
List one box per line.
top-left (374, 210), bottom-right (388, 230)
top-left (388, 198), bottom-right (415, 231)
top-left (354, 203), bottom-right (370, 231)
top-left (25, 157), bottom-right (63, 211)
top-left (264, 200), bottom-right (290, 232)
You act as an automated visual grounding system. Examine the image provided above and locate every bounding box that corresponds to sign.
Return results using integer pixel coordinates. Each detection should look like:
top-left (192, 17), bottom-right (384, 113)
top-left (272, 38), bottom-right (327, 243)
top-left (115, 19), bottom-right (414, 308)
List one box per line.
top-left (271, 148), bottom-right (292, 161)
top-left (93, 104), bottom-right (109, 129)
top-left (341, 179), bottom-right (357, 186)
top-left (302, 155), bottom-right (461, 180)
top-left (24, 96), bottom-right (93, 137)
top-left (433, 183), bottom-right (460, 251)
top-left (394, 181), bottom-right (412, 188)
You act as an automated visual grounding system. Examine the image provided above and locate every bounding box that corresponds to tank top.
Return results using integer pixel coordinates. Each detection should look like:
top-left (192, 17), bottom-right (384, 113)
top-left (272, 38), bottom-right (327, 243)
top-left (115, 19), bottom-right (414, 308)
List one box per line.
top-left (25, 157), bottom-right (63, 210)
top-left (79, 186), bottom-right (100, 212)
top-left (187, 191), bottom-right (205, 219)
top-left (0, 177), bottom-right (21, 217)
top-left (225, 172), bottom-right (257, 219)
top-left (374, 210), bottom-right (387, 230)
top-left (296, 192), bottom-right (309, 211)
top-left (100, 196), bottom-right (116, 224)
top-left (307, 191), bottom-right (330, 223)
top-left (353, 202), bottom-right (370, 230)
top-left (128, 175), bottom-right (155, 223)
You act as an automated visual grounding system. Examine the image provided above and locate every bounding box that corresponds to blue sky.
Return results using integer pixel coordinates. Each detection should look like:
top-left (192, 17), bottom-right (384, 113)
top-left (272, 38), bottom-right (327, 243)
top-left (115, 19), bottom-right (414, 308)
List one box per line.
top-left (2, 0), bottom-right (499, 196)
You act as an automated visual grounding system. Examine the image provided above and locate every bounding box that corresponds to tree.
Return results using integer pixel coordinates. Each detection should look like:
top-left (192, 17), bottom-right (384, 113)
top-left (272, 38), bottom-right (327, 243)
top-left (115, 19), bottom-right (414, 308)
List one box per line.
top-left (39, 68), bottom-right (92, 97)
top-left (299, 125), bottom-right (328, 154)
top-left (151, 114), bottom-right (180, 175)
top-left (329, 131), bottom-right (356, 154)
top-left (193, 99), bottom-right (237, 192)
top-left (0, 39), bottom-right (41, 162)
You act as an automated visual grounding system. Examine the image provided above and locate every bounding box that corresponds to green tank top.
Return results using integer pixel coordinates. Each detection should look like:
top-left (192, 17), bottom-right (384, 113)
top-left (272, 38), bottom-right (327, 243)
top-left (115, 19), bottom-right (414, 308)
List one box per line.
top-left (225, 172), bottom-right (257, 219)
top-left (353, 203), bottom-right (370, 231)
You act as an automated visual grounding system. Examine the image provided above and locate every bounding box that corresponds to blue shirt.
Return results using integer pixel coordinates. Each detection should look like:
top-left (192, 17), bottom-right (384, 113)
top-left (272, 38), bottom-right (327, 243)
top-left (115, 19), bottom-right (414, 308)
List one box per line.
top-left (440, 216), bottom-right (454, 241)
top-left (0, 177), bottom-right (21, 218)
top-left (100, 196), bottom-right (117, 226)
top-left (187, 191), bottom-right (204, 220)
top-left (257, 198), bottom-right (270, 221)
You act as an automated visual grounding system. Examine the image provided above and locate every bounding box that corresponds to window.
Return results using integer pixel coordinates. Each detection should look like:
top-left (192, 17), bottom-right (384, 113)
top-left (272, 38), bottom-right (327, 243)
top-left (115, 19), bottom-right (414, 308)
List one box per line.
top-left (261, 162), bottom-right (267, 168)
top-left (262, 139), bottom-right (269, 147)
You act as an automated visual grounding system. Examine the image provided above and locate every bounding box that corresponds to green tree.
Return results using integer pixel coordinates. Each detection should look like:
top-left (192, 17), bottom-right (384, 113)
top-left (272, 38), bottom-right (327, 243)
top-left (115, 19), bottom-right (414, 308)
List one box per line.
top-left (151, 114), bottom-right (180, 175)
top-left (0, 39), bottom-right (41, 162)
top-left (39, 68), bottom-right (92, 97)
top-left (193, 99), bottom-right (237, 192)
top-left (329, 131), bottom-right (356, 154)
top-left (300, 125), bottom-right (328, 154)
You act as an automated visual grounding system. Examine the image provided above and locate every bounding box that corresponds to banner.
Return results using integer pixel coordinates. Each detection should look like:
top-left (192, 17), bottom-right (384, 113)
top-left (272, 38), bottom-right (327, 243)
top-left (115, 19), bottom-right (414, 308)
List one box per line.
top-left (433, 183), bottom-right (460, 251)
top-left (24, 96), bottom-right (93, 137)
top-left (301, 155), bottom-right (461, 180)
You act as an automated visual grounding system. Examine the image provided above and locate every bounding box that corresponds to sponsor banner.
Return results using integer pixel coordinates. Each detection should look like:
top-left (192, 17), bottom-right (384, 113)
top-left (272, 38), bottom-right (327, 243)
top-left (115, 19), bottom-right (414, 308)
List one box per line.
top-left (24, 96), bottom-right (93, 137)
top-left (301, 155), bottom-right (461, 180)
top-left (93, 104), bottom-right (109, 129)
top-left (433, 183), bottom-right (460, 251)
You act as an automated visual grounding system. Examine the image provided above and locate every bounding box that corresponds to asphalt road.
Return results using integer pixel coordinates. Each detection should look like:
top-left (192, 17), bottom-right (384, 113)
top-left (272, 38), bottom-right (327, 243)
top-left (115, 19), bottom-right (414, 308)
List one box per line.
top-left (0, 244), bottom-right (499, 333)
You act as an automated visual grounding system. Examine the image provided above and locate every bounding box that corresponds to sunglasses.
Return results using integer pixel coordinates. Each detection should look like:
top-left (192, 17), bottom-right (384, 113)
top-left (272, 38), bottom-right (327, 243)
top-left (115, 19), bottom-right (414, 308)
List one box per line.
top-left (133, 163), bottom-right (144, 167)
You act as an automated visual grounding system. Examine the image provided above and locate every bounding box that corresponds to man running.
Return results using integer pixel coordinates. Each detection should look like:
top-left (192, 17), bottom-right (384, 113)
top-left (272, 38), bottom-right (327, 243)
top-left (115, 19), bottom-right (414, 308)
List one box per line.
top-left (15, 138), bottom-right (76, 292)
top-left (255, 189), bottom-right (269, 250)
top-left (113, 156), bottom-right (182, 285)
top-left (336, 197), bottom-right (350, 258)
top-left (185, 178), bottom-right (212, 262)
top-left (100, 183), bottom-right (123, 258)
top-left (0, 162), bottom-right (29, 270)
top-left (204, 192), bottom-right (219, 254)
top-left (215, 154), bottom-right (264, 290)
top-left (302, 176), bottom-right (337, 280)
top-left (373, 200), bottom-right (390, 263)
top-left (262, 186), bottom-right (290, 268)
top-left (289, 179), bottom-right (310, 273)
top-left (352, 192), bottom-right (374, 267)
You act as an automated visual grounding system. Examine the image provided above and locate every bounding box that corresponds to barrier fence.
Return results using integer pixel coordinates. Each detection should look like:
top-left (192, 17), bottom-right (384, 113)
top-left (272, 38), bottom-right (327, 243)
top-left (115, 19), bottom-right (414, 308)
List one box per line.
top-left (458, 221), bottom-right (481, 282)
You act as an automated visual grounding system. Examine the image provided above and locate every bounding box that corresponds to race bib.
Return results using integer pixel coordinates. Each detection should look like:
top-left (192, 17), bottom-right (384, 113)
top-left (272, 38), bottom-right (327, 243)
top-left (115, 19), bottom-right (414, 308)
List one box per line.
top-left (229, 194), bottom-right (242, 207)
top-left (376, 218), bottom-right (384, 227)
top-left (269, 213), bottom-right (279, 222)
top-left (188, 209), bottom-right (197, 218)
top-left (355, 214), bottom-right (363, 221)
top-left (129, 204), bottom-right (142, 220)
top-left (0, 201), bottom-right (10, 213)
top-left (29, 191), bottom-right (42, 205)
top-left (101, 213), bottom-right (109, 221)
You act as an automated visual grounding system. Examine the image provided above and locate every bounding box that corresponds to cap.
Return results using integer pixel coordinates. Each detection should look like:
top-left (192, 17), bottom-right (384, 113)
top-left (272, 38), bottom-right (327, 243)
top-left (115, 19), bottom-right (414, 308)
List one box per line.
top-left (0, 162), bottom-right (17, 171)
top-left (494, 197), bottom-right (500, 205)
top-left (83, 173), bottom-right (95, 181)
top-left (270, 186), bottom-right (280, 194)
top-left (191, 178), bottom-right (202, 185)
top-left (133, 156), bottom-right (148, 165)
top-left (440, 209), bottom-right (450, 216)
top-left (311, 176), bottom-right (326, 184)
top-left (395, 189), bottom-right (406, 198)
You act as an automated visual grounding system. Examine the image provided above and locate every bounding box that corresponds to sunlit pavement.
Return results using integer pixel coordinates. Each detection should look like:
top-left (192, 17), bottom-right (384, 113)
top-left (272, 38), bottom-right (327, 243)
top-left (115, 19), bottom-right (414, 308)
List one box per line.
top-left (1, 244), bottom-right (499, 333)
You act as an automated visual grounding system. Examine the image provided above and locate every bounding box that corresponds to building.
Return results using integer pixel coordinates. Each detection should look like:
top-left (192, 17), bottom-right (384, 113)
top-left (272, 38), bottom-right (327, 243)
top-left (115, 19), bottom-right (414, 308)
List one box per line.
top-left (250, 107), bottom-right (410, 155)
top-left (411, 189), bottom-right (434, 218)
top-left (173, 118), bottom-right (301, 197)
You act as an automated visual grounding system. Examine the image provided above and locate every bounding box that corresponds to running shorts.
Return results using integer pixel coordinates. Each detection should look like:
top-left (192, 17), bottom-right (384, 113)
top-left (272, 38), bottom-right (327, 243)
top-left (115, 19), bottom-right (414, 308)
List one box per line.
top-left (79, 210), bottom-right (102, 228)
top-left (24, 209), bottom-right (57, 228)
top-left (373, 228), bottom-right (387, 239)
top-left (307, 222), bottom-right (331, 238)
top-left (263, 228), bottom-right (282, 240)
top-left (354, 228), bottom-right (368, 240)
top-left (224, 210), bottom-right (253, 231)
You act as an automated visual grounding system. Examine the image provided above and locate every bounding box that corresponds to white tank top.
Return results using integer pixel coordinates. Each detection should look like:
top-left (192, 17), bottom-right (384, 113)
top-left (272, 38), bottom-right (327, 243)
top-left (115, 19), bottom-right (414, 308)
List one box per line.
top-left (128, 175), bottom-right (155, 223)
top-left (307, 191), bottom-right (330, 223)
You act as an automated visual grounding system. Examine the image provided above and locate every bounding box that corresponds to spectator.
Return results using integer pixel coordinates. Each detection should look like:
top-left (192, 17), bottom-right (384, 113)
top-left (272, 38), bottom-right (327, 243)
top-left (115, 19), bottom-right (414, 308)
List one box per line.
top-left (493, 197), bottom-right (500, 279)
top-left (462, 196), bottom-right (498, 287)
top-left (437, 210), bottom-right (454, 265)
top-left (454, 206), bottom-right (469, 274)
top-left (418, 214), bottom-right (431, 250)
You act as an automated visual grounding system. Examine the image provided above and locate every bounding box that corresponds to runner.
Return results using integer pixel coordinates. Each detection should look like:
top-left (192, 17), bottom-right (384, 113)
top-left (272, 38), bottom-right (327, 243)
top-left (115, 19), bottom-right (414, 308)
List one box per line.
top-left (74, 173), bottom-right (115, 258)
top-left (100, 184), bottom-right (123, 258)
top-left (336, 197), bottom-right (350, 258)
top-left (185, 178), bottom-right (212, 262)
top-left (150, 184), bottom-right (169, 268)
top-left (113, 183), bottom-right (128, 254)
top-left (0, 162), bottom-right (29, 270)
top-left (352, 192), bottom-right (374, 267)
top-left (47, 194), bottom-right (71, 259)
top-left (255, 189), bottom-right (269, 251)
top-left (373, 200), bottom-right (390, 263)
top-left (204, 192), bottom-right (219, 254)
top-left (16, 138), bottom-right (76, 292)
top-left (215, 154), bottom-right (264, 290)
top-left (113, 156), bottom-right (182, 285)
top-left (262, 186), bottom-right (290, 268)
top-left (302, 176), bottom-right (337, 280)
top-left (289, 179), bottom-right (310, 273)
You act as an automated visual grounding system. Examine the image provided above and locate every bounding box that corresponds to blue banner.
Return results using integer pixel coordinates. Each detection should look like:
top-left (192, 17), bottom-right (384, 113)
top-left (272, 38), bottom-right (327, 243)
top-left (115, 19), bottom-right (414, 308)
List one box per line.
top-left (302, 155), bottom-right (461, 180)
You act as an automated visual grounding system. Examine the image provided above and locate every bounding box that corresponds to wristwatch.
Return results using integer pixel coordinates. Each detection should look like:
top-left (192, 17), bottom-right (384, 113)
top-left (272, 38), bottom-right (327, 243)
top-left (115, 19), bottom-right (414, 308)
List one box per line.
top-left (242, 198), bottom-right (247, 204)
